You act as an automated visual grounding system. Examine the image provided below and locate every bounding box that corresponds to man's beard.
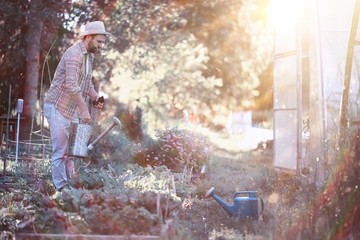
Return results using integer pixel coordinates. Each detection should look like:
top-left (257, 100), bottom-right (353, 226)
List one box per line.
top-left (88, 43), bottom-right (97, 53)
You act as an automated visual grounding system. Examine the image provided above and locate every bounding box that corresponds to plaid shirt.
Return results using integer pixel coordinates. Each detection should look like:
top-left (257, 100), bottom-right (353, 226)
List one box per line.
top-left (44, 41), bottom-right (95, 120)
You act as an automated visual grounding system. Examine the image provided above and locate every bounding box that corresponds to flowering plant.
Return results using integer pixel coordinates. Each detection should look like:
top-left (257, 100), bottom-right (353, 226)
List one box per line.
top-left (134, 128), bottom-right (210, 173)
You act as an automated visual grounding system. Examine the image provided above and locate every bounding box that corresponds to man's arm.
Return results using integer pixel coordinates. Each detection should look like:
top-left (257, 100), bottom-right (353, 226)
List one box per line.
top-left (65, 51), bottom-right (83, 95)
top-left (88, 88), bottom-right (103, 109)
top-left (88, 88), bottom-right (99, 101)
top-left (73, 94), bottom-right (91, 123)
top-left (63, 50), bottom-right (91, 122)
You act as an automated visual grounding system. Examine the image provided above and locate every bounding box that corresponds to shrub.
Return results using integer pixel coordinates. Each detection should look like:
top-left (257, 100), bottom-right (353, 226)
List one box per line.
top-left (89, 127), bottom-right (134, 167)
top-left (133, 128), bottom-right (210, 173)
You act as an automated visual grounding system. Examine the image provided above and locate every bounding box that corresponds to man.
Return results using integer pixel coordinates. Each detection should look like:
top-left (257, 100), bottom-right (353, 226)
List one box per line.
top-left (44, 21), bottom-right (113, 191)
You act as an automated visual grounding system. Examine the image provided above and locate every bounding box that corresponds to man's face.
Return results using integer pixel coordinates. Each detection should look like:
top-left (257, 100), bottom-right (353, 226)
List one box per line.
top-left (88, 34), bottom-right (106, 53)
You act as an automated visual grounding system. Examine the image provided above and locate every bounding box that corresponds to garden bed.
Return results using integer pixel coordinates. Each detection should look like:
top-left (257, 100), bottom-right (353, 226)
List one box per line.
top-left (1, 128), bottom-right (360, 239)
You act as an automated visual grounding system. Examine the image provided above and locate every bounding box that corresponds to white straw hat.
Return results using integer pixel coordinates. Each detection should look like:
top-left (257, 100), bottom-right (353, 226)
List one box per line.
top-left (78, 21), bottom-right (114, 38)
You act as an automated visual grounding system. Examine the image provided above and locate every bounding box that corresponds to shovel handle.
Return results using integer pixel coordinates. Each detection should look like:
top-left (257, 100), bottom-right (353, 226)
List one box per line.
top-left (88, 117), bottom-right (121, 150)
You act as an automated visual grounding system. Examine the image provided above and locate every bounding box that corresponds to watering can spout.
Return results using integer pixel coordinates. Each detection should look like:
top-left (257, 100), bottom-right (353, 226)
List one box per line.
top-left (205, 187), bottom-right (234, 216)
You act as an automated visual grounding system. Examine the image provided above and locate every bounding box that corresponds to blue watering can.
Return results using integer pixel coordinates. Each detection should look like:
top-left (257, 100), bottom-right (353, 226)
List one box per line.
top-left (205, 187), bottom-right (264, 219)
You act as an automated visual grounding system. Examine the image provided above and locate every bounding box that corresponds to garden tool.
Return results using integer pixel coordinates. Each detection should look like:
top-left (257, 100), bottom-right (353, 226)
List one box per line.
top-left (205, 187), bottom-right (264, 219)
top-left (69, 116), bottom-right (122, 158)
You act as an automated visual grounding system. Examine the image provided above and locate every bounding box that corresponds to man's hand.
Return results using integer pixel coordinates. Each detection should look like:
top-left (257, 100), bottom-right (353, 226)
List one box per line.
top-left (73, 93), bottom-right (91, 123)
top-left (93, 96), bottom-right (104, 109)
top-left (81, 110), bottom-right (91, 123)
top-left (94, 102), bottom-right (103, 109)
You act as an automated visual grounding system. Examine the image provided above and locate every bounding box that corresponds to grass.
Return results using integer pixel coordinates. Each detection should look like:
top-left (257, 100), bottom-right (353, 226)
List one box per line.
top-left (177, 147), bottom-right (278, 239)
top-left (170, 127), bottom-right (322, 240)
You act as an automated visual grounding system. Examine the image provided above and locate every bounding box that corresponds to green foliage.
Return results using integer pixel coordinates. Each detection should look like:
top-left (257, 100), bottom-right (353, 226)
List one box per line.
top-left (121, 165), bottom-right (181, 201)
top-left (2, 124), bottom-right (360, 239)
top-left (89, 126), bottom-right (134, 166)
top-left (0, 189), bottom-right (36, 237)
top-left (0, 0), bottom-right (273, 132)
top-left (104, 32), bottom-right (224, 130)
top-left (133, 128), bottom-right (210, 173)
top-left (44, 164), bottom-right (186, 235)
top-left (91, 0), bottom-right (273, 130)
top-left (181, 0), bottom-right (273, 110)
top-left (0, 217), bottom-right (16, 240)
top-left (68, 164), bottom-right (110, 189)
top-left (81, 204), bottom-right (160, 235)
top-left (35, 207), bottom-right (68, 233)
top-left (117, 106), bottom-right (144, 142)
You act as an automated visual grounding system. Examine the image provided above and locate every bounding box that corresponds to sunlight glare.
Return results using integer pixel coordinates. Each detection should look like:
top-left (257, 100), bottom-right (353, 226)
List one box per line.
top-left (267, 0), bottom-right (304, 28)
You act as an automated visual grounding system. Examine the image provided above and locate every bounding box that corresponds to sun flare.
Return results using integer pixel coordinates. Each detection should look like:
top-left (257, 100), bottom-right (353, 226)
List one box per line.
top-left (267, 0), bottom-right (305, 28)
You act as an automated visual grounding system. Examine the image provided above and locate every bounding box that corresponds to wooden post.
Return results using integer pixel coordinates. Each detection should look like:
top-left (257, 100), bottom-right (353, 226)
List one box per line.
top-left (157, 192), bottom-right (161, 218)
top-left (171, 175), bottom-right (176, 195)
top-left (27, 111), bottom-right (35, 161)
top-left (181, 165), bottom-right (187, 182)
top-left (164, 192), bottom-right (169, 221)
top-left (3, 85), bottom-right (11, 176)
top-left (188, 166), bottom-right (193, 182)
top-left (16, 233), bottom-right (161, 239)
top-left (339, 0), bottom-right (360, 135)
top-left (160, 219), bottom-right (175, 240)
top-left (200, 165), bottom-right (206, 180)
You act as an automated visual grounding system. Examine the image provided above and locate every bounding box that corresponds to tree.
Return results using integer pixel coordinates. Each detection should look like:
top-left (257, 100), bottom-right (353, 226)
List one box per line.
top-left (95, 0), bottom-right (273, 130)
top-left (178, 0), bottom-right (273, 111)
top-left (24, 0), bottom-right (44, 128)
top-left (0, 0), bottom-right (273, 134)
top-left (0, 1), bottom-right (27, 115)
top-left (24, 0), bottom-right (72, 133)
top-left (104, 33), bottom-right (223, 129)
top-left (0, 0), bottom-right (72, 135)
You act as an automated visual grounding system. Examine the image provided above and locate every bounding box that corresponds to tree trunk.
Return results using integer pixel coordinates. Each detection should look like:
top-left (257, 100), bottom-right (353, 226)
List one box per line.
top-left (23, 0), bottom-right (43, 135)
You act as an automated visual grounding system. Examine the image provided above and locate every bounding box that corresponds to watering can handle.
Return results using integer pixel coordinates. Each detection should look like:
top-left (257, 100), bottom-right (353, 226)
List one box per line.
top-left (257, 193), bottom-right (264, 215)
top-left (233, 191), bottom-right (252, 198)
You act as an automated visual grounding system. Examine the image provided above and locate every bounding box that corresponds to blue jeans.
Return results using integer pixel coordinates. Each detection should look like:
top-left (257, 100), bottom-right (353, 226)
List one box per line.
top-left (43, 102), bottom-right (78, 190)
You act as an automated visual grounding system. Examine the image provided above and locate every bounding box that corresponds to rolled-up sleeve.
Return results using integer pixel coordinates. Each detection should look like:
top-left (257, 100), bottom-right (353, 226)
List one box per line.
top-left (89, 79), bottom-right (95, 92)
top-left (64, 51), bottom-right (82, 95)
top-left (87, 54), bottom-right (95, 95)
